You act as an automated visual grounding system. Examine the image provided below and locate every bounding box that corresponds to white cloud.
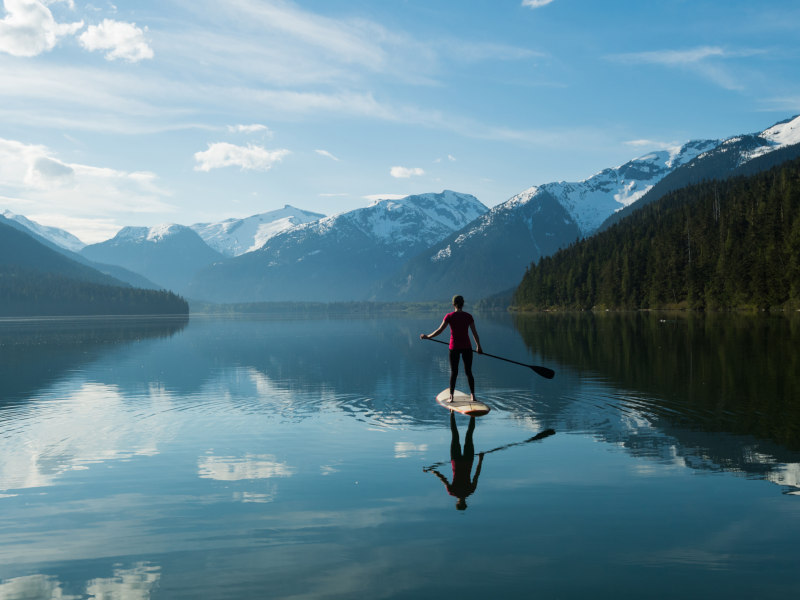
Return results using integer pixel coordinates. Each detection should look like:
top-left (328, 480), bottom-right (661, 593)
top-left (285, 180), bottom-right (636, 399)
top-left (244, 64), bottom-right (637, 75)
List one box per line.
top-left (606, 46), bottom-right (761, 91)
top-left (0, 136), bottom-right (175, 242)
top-left (610, 46), bottom-right (727, 66)
top-left (228, 123), bottom-right (272, 135)
top-left (198, 453), bottom-right (295, 481)
top-left (216, 0), bottom-right (388, 72)
top-left (522, 0), bottom-right (555, 8)
top-left (315, 149), bottom-right (339, 161)
top-left (25, 212), bottom-right (121, 244)
top-left (78, 18), bottom-right (153, 62)
top-left (394, 442), bottom-right (428, 458)
top-left (0, 0), bottom-right (83, 57)
top-left (624, 139), bottom-right (681, 151)
top-left (193, 142), bottom-right (290, 172)
top-left (390, 166), bottom-right (424, 178)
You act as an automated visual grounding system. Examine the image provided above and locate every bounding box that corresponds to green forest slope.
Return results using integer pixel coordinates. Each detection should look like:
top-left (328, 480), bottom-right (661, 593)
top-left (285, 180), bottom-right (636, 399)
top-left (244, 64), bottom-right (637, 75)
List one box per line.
top-left (513, 157), bottom-right (800, 311)
top-left (1, 219), bottom-right (188, 317)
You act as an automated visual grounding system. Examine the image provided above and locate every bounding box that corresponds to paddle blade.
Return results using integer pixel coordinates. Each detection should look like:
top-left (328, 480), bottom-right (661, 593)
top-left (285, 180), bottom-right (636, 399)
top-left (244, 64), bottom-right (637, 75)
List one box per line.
top-left (531, 365), bottom-right (555, 379)
top-left (529, 428), bottom-right (556, 442)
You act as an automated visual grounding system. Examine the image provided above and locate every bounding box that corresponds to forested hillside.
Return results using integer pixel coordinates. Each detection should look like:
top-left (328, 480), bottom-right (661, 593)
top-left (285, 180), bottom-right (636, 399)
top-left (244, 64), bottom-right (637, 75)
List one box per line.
top-left (513, 157), bottom-right (800, 311)
top-left (0, 268), bottom-right (189, 316)
top-left (0, 219), bottom-right (188, 317)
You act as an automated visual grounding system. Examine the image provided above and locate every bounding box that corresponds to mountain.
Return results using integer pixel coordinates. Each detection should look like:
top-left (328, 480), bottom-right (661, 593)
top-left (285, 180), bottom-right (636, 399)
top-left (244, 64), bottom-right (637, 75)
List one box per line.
top-left (600, 114), bottom-right (800, 230)
top-left (375, 140), bottom-right (718, 302)
top-left (379, 115), bottom-right (800, 303)
top-left (0, 216), bottom-right (188, 316)
top-left (1, 211), bottom-right (161, 289)
top-left (1, 209), bottom-right (86, 253)
top-left (80, 224), bottom-right (224, 294)
top-left (513, 156), bottom-right (800, 310)
top-left (187, 191), bottom-right (488, 303)
top-left (191, 205), bottom-right (325, 257)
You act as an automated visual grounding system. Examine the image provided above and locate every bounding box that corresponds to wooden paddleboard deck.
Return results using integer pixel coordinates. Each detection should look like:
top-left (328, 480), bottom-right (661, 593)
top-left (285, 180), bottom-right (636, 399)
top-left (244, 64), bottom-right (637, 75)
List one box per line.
top-left (435, 389), bottom-right (491, 417)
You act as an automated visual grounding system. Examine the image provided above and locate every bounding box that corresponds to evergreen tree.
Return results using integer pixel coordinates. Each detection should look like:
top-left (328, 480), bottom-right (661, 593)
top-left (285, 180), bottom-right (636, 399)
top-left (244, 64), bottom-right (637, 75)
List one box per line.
top-left (513, 157), bottom-right (800, 311)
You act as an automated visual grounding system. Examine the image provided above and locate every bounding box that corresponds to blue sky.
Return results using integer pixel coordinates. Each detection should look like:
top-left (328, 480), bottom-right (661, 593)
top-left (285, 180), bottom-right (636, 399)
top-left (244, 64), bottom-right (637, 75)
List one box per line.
top-left (1, 0), bottom-right (799, 243)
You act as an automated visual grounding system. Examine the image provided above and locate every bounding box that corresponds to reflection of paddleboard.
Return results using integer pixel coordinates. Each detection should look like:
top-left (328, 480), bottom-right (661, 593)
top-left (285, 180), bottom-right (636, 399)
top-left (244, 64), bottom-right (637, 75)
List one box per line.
top-left (435, 389), bottom-right (491, 417)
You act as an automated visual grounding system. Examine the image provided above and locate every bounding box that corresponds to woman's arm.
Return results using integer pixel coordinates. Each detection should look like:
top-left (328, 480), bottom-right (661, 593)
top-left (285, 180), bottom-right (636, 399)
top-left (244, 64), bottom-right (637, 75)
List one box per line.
top-left (470, 322), bottom-right (483, 353)
top-left (420, 319), bottom-right (447, 340)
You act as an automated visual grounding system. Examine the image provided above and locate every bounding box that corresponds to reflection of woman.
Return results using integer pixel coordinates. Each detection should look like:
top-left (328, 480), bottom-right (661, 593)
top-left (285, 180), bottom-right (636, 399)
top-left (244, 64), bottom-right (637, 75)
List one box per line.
top-left (420, 295), bottom-right (483, 402)
top-left (425, 413), bottom-right (484, 511)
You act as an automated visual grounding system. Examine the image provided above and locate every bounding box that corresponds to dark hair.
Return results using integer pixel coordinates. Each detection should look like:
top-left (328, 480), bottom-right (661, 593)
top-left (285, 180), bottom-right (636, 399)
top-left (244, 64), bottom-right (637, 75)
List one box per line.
top-left (452, 295), bottom-right (464, 308)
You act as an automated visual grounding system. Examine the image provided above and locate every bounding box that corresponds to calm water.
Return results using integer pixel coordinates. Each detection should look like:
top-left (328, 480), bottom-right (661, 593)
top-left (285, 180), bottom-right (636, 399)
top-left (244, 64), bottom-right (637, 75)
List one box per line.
top-left (0, 312), bottom-right (798, 599)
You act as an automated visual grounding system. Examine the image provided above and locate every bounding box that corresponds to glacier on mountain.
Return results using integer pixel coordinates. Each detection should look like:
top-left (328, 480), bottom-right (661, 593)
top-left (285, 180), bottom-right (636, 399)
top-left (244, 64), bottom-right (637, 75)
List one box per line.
top-left (191, 205), bottom-right (325, 257)
top-left (283, 190), bottom-right (487, 258)
top-left (530, 139), bottom-right (719, 236)
top-left (1, 209), bottom-right (86, 252)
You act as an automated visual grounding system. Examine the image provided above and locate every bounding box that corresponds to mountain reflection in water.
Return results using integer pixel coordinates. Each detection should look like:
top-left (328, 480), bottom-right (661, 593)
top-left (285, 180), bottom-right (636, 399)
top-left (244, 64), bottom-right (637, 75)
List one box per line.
top-left (513, 311), bottom-right (800, 492)
top-left (0, 313), bottom-right (798, 599)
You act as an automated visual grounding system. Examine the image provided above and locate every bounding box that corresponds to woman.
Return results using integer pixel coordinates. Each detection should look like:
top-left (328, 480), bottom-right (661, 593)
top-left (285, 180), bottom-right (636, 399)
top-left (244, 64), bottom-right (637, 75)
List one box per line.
top-left (424, 412), bottom-right (485, 511)
top-left (420, 295), bottom-right (483, 401)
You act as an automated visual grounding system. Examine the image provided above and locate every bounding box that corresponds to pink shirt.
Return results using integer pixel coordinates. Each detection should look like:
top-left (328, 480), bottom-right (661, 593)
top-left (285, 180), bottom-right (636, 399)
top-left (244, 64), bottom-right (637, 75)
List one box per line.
top-left (444, 311), bottom-right (474, 350)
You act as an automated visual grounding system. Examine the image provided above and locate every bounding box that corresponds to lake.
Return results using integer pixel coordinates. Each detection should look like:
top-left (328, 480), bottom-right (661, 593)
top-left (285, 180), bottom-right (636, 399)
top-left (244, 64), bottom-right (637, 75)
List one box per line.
top-left (1, 311), bottom-right (799, 599)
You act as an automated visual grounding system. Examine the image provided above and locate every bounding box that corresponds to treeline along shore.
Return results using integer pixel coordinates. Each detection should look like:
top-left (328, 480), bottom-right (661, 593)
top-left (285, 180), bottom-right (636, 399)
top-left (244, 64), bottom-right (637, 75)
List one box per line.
top-left (1, 214), bottom-right (188, 318)
top-left (513, 157), bottom-right (800, 312)
top-left (0, 267), bottom-right (189, 317)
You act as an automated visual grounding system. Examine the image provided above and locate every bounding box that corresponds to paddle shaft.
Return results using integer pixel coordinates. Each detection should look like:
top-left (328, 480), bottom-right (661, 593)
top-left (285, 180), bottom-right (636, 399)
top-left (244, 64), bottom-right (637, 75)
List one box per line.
top-left (424, 337), bottom-right (554, 379)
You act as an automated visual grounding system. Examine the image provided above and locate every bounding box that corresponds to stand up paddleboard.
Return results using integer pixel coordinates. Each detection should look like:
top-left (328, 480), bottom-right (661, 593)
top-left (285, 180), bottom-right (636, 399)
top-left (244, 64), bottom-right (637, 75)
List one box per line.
top-left (435, 389), bottom-right (491, 417)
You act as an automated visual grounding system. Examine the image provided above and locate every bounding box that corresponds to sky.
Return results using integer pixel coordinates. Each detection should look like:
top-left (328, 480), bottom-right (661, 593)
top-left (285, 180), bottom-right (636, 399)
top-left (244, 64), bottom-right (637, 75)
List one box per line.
top-left (1, 0), bottom-right (799, 244)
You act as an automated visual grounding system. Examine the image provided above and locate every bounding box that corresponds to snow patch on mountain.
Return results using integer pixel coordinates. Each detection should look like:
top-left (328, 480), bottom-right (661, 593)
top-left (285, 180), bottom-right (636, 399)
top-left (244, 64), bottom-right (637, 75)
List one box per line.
top-left (191, 205), bottom-right (325, 256)
top-left (289, 190), bottom-right (487, 258)
top-left (108, 224), bottom-right (194, 245)
top-left (147, 223), bottom-right (184, 242)
top-left (556, 140), bottom-right (719, 234)
top-left (1, 210), bottom-right (86, 252)
top-left (482, 139), bottom-right (719, 238)
top-left (760, 114), bottom-right (800, 145)
top-left (743, 114), bottom-right (800, 161)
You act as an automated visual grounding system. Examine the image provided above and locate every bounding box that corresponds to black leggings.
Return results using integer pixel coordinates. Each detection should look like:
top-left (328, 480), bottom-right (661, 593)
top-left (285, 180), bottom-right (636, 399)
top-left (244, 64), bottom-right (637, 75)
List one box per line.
top-left (449, 348), bottom-right (475, 395)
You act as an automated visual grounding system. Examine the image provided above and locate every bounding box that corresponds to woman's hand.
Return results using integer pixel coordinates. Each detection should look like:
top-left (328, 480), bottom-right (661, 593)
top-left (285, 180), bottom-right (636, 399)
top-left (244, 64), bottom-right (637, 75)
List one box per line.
top-left (420, 333), bottom-right (428, 340)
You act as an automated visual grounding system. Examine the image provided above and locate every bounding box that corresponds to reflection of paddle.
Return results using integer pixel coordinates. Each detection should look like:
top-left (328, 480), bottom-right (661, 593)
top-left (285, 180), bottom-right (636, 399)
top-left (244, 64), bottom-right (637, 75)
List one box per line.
top-left (423, 428), bottom-right (556, 471)
top-left (482, 428), bottom-right (555, 455)
top-left (425, 337), bottom-right (555, 379)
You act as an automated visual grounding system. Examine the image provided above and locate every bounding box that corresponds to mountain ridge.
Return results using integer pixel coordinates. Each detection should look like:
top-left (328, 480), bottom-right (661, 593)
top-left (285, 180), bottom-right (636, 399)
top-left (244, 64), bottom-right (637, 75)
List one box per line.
top-left (191, 205), bottom-right (325, 257)
top-left (0, 216), bottom-right (188, 316)
top-left (377, 115), bottom-right (800, 303)
top-left (80, 224), bottom-right (224, 294)
top-left (5, 115), bottom-right (799, 305)
top-left (186, 190), bottom-right (487, 302)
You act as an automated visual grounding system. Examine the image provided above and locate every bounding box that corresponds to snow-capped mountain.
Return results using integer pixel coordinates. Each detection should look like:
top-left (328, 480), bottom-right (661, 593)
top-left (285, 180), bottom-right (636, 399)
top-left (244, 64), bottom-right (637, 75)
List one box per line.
top-left (81, 224), bottom-right (223, 294)
top-left (0, 211), bottom-right (161, 289)
top-left (375, 141), bottom-right (717, 302)
top-left (297, 189), bottom-right (487, 257)
top-left (0, 217), bottom-right (188, 316)
top-left (721, 114), bottom-right (800, 163)
top-left (1, 210), bottom-right (86, 253)
top-left (602, 114), bottom-right (800, 230)
top-left (546, 140), bottom-right (718, 236)
top-left (187, 191), bottom-right (487, 303)
top-left (191, 205), bottom-right (325, 257)
top-left (377, 115), bottom-right (800, 302)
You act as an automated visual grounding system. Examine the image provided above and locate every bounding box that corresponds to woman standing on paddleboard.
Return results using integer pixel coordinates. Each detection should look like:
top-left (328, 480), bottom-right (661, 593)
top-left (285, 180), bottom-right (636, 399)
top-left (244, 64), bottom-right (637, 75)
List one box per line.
top-left (420, 295), bottom-right (483, 402)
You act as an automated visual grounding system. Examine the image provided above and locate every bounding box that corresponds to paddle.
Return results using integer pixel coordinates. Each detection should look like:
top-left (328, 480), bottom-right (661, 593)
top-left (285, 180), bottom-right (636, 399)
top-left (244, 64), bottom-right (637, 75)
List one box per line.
top-left (423, 429), bottom-right (556, 471)
top-left (424, 337), bottom-right (555, 379)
